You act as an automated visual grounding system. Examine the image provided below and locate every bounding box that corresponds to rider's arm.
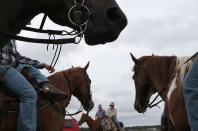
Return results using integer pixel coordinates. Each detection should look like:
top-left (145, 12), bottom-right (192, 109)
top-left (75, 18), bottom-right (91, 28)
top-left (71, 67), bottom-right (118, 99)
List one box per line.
top-left (16, 50), bottom-right (45, 69)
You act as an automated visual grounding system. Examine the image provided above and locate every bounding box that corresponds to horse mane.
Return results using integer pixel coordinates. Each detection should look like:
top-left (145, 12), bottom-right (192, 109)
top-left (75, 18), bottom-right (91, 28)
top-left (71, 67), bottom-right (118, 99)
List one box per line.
top-left (133, 55), bottom-right (177, 83)
top-left (47, 67), bottom-right (81, 91)
top-left (167, 56), bottom-right (193, 99)
top-left (175, 56), bottom-right (192, 83)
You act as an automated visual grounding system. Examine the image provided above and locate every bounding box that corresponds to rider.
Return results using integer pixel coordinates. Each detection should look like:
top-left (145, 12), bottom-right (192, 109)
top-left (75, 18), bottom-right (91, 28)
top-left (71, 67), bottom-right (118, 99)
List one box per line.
top-left (0, 40), bottom-right (68, 131)
top-left (183, 55), bottom-right (198, 131)
top-left (106, 102), bottom-right (121, 131)
top-left (95, 104), bottom-right (106, 129)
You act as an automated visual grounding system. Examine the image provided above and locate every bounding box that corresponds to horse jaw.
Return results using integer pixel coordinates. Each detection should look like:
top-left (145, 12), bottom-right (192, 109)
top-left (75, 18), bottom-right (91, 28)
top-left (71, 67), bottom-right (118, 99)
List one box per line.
top-left (134, 87), bottom-right (156, 113)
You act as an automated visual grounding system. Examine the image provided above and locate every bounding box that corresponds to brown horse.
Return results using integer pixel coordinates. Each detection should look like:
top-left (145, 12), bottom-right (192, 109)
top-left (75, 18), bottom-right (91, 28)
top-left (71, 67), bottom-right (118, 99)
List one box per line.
top-left (78, 113), bottom-right (124, 131)
top-left (130, 53), bottom-right (195, 131)
top-left (0, 0), bottom-right (127, 48)
top-left (78, 113), bottom-right (103, 131)
top-left (0, 62), bottom-right (94, 131)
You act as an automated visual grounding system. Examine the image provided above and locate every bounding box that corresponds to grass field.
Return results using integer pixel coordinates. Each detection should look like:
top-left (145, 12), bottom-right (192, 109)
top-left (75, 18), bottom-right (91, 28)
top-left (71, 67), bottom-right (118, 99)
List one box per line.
top-left (81, 125), bottom-right (161, 131)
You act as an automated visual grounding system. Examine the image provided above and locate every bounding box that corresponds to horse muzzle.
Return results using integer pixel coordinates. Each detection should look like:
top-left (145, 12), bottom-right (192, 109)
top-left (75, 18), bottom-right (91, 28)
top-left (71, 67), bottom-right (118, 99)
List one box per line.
top-left (134, 99), bottom-right (147, 113)
top-left (84, 100), bottom-right (94, 111)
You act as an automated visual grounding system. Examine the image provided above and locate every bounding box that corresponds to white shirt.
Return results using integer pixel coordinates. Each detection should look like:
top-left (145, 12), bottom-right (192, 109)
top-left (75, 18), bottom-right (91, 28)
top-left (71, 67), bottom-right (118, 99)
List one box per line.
top-left (106, 108), bottom-right (117, 117)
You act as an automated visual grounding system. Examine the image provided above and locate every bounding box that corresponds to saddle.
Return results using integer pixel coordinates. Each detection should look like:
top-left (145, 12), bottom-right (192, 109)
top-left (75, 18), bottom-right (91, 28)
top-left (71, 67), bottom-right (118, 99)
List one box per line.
top-left (0, 71), bottom-right (51, 114)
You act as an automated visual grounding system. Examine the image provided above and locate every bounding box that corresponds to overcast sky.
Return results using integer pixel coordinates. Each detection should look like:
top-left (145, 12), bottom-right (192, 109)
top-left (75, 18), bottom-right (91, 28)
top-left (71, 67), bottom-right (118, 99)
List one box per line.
top-left (16, 0), bottom-right (198, 127)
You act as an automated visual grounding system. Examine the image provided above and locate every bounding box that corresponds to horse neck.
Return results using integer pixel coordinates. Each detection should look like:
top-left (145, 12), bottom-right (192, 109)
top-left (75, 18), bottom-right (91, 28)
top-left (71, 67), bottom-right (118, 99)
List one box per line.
top-left (85, 116), bottom-right (97, 131)
top-left (47, 70), bottom-right (77, 107)
top-left (148, 56), bottom-right (177, 100)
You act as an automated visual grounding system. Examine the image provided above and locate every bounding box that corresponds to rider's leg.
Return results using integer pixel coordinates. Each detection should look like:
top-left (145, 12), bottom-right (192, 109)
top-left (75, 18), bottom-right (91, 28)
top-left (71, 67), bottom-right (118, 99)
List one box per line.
top-left (0, 65), bottom-right (37, 131)
top-left (183, 55), bottom-right (198, 131)
top-left (112, 117), bottom-right (121, 130)
top-left (101, 121), bottom-right (106, 131)
top-left (15, 64), bottom-right (48, 83)
top-left (16, 64), bottom-right (68, 101)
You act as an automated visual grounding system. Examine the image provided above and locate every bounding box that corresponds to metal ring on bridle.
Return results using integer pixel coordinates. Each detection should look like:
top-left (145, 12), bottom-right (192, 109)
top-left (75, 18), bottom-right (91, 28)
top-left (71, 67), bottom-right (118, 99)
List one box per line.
top-left (68, 3), bottom-right (90, 26)
top-left (74, 0), bottom-right (85, 5)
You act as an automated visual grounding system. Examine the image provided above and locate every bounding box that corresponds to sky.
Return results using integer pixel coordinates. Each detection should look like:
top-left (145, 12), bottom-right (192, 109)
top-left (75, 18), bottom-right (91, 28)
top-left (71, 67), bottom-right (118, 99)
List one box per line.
top-left (16, 0), bottom-right (198, 127)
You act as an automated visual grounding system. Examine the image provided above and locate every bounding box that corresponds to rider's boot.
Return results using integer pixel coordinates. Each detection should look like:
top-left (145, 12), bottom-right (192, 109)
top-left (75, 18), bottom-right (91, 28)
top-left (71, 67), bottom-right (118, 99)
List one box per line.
top-left (39, 81), bottom-right (68, 101)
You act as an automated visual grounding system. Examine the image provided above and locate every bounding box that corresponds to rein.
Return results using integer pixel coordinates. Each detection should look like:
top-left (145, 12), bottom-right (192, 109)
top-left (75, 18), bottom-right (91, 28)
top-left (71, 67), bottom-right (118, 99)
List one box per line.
top-left (62, 71), bottom-right (84, 116)
top-left (147, 87), bottom-right (167, 109)
top-left (0, 0), bottom-right (90, 45)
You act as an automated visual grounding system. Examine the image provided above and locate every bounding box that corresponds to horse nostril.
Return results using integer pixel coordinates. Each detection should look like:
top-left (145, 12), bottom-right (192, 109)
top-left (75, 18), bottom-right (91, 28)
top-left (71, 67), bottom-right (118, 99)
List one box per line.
top-left (105, 6), bottom-right (122, 25)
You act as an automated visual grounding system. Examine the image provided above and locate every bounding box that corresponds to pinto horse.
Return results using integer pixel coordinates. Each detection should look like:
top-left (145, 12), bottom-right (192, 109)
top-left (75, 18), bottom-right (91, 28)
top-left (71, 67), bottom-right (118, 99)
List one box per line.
top-left (0, 62), bottom-right (94, 131)
top-left (104, 116), bottom-right (117, 131)
top-left (130, 53), bottom-right (195, 131)
top-left (0, 0), bottom-right (127, 48)
top-left (78, 113), bottom-right (103, 131)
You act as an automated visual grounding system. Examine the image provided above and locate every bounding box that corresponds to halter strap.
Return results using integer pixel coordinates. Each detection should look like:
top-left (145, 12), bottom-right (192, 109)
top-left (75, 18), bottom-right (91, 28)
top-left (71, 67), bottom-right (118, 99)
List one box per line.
top-left (62, 72), bottom-right (72, 102)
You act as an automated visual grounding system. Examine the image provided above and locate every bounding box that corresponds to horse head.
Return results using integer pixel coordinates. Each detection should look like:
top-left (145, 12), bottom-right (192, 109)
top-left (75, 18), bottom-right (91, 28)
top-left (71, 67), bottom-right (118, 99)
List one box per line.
top-left (70, 62), bottom-right (94, 111)
top-left (38, 0), bottom-right (127, 45)
top-left (78, 113), bottom-right (88, 125)
top-left (130, 53), bottom-right (156, 113)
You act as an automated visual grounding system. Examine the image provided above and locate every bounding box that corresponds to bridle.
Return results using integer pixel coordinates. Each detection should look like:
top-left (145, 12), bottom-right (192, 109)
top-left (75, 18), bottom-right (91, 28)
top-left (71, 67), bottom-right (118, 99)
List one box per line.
top-left (133, 66), bottom-right (165, 109)
top-left (62, 68), bottom-right (92, 114)
top-left (147, 87), bottom-right (167, 109)
top-left (0, 0), bottom-right (90, 67)
top-left (0, 0), bottom-right (90, 45)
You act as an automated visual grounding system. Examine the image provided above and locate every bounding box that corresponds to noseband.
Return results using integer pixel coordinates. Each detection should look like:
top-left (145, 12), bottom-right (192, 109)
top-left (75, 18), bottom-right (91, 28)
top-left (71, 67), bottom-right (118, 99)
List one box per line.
top-left (0, 0), bottom-right (90, 45)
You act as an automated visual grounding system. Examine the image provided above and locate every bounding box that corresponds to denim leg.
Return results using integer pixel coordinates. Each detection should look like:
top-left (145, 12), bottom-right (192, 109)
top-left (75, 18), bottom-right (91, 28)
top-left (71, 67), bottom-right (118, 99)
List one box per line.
top-left (16, 64), bottom-right (48, 83)
top-left (0, 65), bottom-right (37, 131)
top-left (101, 122), bottom-right (106, 131)
top-left (183, 55), bottom-right (198, 131)
top-left (112, 117), bottom-right (121, 130)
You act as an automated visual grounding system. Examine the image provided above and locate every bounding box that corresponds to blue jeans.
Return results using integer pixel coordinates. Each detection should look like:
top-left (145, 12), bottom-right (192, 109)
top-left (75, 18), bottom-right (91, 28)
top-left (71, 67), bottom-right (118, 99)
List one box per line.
top-left (0, 64), bottom-right (48, 131)
top-left (102, 117), bottom-right (121, 130)
top-left (112, 117), bottom-right (121, 130)
top-left (183, 55), bottom-right (198, 131)
top-left (101, 121), bottom-right (106, 130)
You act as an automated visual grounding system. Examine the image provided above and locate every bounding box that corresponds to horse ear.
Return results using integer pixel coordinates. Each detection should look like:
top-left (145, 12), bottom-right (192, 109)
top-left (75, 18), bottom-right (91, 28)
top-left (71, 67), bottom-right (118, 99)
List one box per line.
top-left (72, 66), bottom-right (74, 68)
top-left (152, 53), bottom-right (154, 56)
top-left (130, 53), bottom-right (138, 64)
top-left (84, 61), bottom-right (90, 71)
